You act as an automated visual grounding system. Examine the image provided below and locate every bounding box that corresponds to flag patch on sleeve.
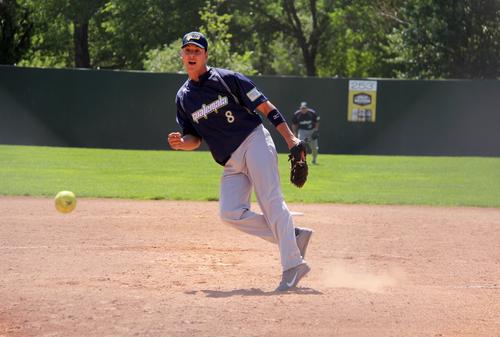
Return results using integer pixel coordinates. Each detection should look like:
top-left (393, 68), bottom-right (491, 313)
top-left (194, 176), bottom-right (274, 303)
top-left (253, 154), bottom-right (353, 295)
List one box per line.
top-left (246, 88), bottom-right (262, 102)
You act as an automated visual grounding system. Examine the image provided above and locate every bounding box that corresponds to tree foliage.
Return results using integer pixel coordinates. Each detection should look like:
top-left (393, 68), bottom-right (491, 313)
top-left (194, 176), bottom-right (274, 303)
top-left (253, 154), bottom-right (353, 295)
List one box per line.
top-left (316, 1), bottom-right (397, 78)
top-left (92, 0), bottom-right (203, 69)
top-left (0, 0), bottom-right (33, 64)
top-left (17, 0), bottom-right (203, 69)
top-left (227, 0), bottom-right (334, 76)
top-left (144, 0), bottom-right (256, 74)
top-left (6, 0), bottom-right (500, 79)
top-left (17, 0), bottom-right (103, 68)
top-left (390, 0), bottom-right (500, 79)
top-left (199, 0), bottom-right (256, 74)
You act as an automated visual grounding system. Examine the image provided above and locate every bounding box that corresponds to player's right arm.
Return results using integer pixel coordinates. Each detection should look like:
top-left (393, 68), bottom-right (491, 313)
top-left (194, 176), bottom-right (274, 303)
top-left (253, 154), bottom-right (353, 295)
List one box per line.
top-left (168, 132), bottom-right (201, 151)
top-left (172, 91), bottom-right (203, 151)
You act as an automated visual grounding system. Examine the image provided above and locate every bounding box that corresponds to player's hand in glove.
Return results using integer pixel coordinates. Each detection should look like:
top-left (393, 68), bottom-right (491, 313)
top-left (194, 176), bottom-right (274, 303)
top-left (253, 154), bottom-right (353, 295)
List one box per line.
top-left (311, 130), bottom-right (319, 140)
top-left (289, 140), bottom-right (308, 188)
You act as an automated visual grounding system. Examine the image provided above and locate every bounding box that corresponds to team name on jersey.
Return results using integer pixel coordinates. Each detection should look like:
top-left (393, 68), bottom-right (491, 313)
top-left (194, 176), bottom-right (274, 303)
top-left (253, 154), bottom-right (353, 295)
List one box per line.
top-left (191, 96), bottom-right (228, 123)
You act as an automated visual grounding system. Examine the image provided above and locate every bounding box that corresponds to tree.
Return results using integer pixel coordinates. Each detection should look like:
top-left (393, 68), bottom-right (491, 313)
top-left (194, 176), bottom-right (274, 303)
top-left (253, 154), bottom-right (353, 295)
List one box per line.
top-left (229, 0), bottom-right (334, 76)
top-left (388, 0), bottom-right (500, 79)
top-left (199, 0), bottom-right (256, 74)
top-left (228, 0), bottom-right (400, 77)
top-left (316, 1), bottom-right (397, 78)
top-left (143, 39), bottom-right (183, 73)
top-left (68, 0), bottom-right (107, 68)
top-left (143, 0), bottom-right (256, 74)
top-left (91, 0), bottom-right (204, 69)
top-left (18, 0), bottom-right (205, 69)
top-left (0, 0), bottom-right (33, 64)
top-left (17, 0), bottom-right (105, 68)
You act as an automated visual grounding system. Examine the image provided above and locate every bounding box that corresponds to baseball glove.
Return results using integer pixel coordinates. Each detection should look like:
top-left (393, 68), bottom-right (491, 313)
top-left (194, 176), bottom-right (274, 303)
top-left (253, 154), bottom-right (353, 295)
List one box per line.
top-left (311, 130), bottom-right (319, 140)
top-left (288, 141), bottom-right (308, 188)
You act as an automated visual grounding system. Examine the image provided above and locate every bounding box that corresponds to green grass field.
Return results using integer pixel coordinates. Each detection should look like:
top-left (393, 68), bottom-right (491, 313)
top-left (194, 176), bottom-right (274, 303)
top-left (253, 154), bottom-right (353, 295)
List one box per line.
top-left (1, 144), bottom-right (499, 207)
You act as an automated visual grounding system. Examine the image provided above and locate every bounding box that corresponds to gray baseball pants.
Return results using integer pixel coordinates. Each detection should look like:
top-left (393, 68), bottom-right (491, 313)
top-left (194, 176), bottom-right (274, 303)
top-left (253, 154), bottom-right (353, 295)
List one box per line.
top-left (219, 124), bottom-right (303, 271)
top-left (298, 129), bottom-right (318, 162)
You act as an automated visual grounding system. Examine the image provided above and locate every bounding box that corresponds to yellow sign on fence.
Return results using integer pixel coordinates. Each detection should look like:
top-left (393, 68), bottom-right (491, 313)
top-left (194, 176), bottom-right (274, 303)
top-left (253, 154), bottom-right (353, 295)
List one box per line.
top-left (347, 80), bottom-right (377, 122)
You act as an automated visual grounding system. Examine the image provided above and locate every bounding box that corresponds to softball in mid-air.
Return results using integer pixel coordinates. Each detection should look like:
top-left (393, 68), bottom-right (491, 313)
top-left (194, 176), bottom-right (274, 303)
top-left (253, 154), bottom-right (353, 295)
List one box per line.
top-left (55, 191), bottom-right (77, 213)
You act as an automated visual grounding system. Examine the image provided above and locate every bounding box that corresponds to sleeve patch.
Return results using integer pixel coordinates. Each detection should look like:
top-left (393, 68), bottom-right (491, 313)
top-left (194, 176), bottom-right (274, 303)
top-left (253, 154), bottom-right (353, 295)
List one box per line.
top-left (246, 87), bottom-right (262, 102)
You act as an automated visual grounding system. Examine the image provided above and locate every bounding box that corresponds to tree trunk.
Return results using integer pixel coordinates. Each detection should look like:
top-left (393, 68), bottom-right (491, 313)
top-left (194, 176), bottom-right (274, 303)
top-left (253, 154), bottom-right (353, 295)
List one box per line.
top-left (282, 0), bottom-right (327, 76)
top-left (302, 48), bottom-right (317, 77)
top-left (73, 19), bottom-right (90, 68)
top-left (0, 0), bottom-right (32, 64)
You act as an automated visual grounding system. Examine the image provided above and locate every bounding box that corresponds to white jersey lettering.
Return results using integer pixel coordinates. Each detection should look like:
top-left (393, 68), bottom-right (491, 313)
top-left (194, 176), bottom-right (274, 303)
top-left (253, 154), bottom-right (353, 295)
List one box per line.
top-left (191, 96), bottom-right (229, 123)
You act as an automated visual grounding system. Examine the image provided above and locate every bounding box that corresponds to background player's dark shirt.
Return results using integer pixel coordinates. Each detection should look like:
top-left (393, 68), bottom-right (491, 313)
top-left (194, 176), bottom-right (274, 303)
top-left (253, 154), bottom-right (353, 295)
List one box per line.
top-left (292, 109), bottom-right (319, 130)
top-left (176, 67), bottom-right (268, 166)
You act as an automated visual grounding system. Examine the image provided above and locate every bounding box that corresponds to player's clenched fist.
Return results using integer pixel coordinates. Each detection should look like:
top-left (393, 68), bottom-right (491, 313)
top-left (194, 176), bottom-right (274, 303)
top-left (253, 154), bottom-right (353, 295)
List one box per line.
top-left (168, 132), bottom-right (201, 151)
top-left (167, 132), bottom-right (183, 150)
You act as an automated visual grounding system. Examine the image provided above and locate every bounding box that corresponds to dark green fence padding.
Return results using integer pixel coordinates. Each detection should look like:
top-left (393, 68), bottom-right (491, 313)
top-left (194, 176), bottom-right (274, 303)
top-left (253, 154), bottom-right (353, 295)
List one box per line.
top-left (1, 65), bottom-right (499, 156)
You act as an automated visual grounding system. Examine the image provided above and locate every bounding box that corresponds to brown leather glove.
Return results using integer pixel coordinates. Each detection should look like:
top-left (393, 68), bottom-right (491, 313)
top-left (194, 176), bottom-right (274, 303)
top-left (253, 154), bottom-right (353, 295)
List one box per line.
top-left (288, 141), bottom-right (308, 188)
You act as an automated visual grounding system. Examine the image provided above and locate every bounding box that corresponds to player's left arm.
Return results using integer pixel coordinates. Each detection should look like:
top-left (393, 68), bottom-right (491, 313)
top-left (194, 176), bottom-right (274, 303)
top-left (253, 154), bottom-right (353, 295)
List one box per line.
top-left (312, 110), bottom-right (320, 131)
top-left (230, 72), bottom-right (300, 149)
top-left (257, 101), bottom-right (301, 150)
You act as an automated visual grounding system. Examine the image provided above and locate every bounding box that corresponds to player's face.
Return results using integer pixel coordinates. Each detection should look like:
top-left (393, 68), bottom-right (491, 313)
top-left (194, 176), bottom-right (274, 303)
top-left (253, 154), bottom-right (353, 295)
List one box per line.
top-left (181, 45), bottom-right (208, 76)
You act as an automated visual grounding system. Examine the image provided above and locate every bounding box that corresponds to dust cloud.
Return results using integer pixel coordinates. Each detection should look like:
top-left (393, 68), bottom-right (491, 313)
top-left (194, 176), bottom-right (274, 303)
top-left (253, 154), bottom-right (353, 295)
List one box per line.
top-left (320, 262), bottom-right (405, 293)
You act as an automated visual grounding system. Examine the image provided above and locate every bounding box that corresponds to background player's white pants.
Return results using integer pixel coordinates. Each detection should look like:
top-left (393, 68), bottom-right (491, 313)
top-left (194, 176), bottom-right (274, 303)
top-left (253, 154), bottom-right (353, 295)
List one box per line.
top-left (298, 129), bottom-right (318, 162)
top-left (219, 124), bottom-right (303, 272)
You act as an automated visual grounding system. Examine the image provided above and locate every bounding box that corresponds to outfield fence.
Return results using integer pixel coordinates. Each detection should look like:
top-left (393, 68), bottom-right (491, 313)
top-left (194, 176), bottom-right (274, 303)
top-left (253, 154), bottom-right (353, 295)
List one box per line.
top-left (1, 65), bottom-right (499, 156)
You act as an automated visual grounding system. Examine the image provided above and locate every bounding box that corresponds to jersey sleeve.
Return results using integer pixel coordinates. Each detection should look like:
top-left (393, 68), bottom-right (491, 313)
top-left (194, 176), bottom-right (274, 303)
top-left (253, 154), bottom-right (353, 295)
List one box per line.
top-left (231, 72), bottom-right (268, 111)
top-left (311, 109), bottom-right (320, 122)
top-left (175, 96), bottom-right (201, 139)
top-left (292, 111), bottom-right (299, 125)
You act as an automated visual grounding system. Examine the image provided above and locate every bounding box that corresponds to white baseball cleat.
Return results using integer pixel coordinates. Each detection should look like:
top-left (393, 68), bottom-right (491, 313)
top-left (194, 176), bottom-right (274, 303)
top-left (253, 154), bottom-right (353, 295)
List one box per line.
top-left (276, 262), bottom-right (311, 291)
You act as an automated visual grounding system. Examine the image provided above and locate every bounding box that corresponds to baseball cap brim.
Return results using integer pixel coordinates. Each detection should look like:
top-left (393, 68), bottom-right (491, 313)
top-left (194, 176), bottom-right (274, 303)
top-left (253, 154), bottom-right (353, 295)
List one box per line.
top-left (182, 41), bottom-right (206, 49)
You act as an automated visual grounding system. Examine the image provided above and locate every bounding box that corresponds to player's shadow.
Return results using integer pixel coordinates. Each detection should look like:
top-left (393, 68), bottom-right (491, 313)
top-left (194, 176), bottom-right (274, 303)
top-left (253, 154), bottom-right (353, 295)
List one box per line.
top-left (187, 287), bottom-right (322, 298)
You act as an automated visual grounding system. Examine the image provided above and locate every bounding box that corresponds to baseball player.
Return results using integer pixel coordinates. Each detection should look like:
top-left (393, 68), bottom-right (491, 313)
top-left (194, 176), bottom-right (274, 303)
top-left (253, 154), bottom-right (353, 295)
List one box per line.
top-left (292, 102), bottom-right (320, 164)
top-left (167, 31), bottom-right (313, 291)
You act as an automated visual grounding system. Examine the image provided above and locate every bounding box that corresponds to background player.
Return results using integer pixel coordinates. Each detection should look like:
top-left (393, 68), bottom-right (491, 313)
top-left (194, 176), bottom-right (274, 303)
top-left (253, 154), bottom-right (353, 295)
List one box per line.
top-left (167, 32), bottom-right (313, 291)
top-left (292, 102), bottom-right (320, 164)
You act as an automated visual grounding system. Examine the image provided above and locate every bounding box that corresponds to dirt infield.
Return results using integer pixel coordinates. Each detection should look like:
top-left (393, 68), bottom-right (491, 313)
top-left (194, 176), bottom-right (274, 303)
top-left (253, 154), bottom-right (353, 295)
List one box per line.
top-left (1, 197), bottom-right (499, 337)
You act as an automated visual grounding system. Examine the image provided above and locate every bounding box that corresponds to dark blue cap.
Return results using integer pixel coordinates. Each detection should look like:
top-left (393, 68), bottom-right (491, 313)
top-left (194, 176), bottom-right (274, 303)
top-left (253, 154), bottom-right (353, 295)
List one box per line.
top-left (182, 31), bottom-right (208, 50)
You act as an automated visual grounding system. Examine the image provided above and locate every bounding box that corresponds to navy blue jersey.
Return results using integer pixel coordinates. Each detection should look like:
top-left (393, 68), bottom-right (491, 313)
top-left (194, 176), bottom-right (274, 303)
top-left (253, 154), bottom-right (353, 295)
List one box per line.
top-left (175, 67), bottom-right (268, 165)
top-left (292, 109), bottom-right (319, 130)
